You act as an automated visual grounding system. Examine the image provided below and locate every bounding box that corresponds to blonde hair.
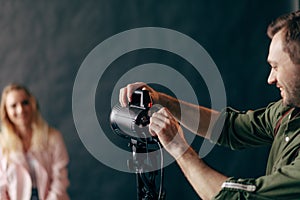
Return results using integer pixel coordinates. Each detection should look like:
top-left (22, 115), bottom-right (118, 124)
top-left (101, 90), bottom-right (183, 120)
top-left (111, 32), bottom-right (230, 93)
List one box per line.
top-left (0, 83), bottom-right (50, 154)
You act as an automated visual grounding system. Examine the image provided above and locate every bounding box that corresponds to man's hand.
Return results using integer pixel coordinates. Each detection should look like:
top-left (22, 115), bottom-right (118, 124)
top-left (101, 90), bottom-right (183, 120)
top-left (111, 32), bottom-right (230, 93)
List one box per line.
top-left (149, 107), bottom-right (189, 159)
top-left (119, 82), bottom-right (159, 107)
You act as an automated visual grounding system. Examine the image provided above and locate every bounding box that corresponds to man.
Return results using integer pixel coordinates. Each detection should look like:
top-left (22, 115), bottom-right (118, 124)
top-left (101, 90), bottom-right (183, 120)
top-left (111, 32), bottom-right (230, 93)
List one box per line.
top-left (119, 10), bottom-right (300, 199)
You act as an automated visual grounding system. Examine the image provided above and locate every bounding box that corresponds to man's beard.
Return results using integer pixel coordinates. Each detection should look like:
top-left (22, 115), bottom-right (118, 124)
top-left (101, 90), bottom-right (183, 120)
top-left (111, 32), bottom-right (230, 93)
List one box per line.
top-left (284, 83), bottom-right (300, 107)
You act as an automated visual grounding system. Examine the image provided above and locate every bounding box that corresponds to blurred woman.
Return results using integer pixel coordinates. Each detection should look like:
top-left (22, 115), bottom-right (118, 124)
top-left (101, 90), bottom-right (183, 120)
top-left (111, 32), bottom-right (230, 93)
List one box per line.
top-left (0, 83), bottom-right (70, 200)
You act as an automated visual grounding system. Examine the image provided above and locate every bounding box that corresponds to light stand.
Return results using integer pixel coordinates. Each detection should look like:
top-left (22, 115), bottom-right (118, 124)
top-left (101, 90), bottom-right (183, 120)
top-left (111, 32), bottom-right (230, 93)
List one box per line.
top-left (127, 139), bottom-right (166, 200)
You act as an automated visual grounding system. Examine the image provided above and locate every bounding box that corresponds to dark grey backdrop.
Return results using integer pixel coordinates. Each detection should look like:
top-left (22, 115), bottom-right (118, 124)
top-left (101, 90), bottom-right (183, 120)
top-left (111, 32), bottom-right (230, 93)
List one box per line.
top-left (0, 1), bottom-right (297, 199)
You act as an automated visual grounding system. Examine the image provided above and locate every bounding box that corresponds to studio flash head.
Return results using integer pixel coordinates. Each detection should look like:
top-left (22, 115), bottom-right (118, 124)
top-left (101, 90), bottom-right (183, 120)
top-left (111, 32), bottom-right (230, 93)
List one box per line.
top-left (110, 89), bottom-right (156, 143)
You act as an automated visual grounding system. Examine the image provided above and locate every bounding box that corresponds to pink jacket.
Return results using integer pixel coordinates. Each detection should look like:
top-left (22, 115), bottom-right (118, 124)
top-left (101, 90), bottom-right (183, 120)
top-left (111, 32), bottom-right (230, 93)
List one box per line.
top-left (0, 130), bottom-right (70, 200)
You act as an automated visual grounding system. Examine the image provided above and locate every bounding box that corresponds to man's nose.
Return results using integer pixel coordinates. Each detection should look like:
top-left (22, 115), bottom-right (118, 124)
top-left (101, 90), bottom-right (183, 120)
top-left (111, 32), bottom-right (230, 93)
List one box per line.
top-left (267, 68), bottom-right (277, 85)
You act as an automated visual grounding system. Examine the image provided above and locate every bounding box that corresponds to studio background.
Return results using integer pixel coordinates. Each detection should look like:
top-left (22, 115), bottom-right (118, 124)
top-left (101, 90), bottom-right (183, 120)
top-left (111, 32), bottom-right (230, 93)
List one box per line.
top-left (0, 1), bottom-right (297, 199)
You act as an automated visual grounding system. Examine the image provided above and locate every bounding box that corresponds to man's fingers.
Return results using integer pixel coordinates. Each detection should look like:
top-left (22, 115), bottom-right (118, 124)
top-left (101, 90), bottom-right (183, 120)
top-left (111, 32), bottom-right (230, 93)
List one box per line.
top-left (152, 108), bottom-right (173, 121)
top-left (119, 82), bottom-right (147, 107)
top-left (119, 87), bottom-right (128, 107)
top-left (149, 122), bottom-right (160, 136)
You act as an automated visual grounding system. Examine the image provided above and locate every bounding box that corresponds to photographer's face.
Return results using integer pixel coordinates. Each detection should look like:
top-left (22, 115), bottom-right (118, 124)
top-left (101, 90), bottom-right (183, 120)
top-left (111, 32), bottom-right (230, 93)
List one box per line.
top-left (5, 89), bottom-right (33, 129)
top-left (267, 30), bottom-right (300, 107)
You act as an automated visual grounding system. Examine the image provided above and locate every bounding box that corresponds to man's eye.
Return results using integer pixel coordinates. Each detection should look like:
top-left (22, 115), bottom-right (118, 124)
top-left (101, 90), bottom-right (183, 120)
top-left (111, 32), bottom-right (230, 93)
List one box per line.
top-left (271, 65), bottom-right (278, 71)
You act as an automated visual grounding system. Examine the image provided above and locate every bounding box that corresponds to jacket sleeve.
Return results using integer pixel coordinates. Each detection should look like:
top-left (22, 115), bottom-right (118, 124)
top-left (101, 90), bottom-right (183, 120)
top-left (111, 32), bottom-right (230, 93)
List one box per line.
top-left (213, 152), bottom-right (300, 199)
top-left (211, 101), bottom-right (286, 150)
top-left (46, 129), bottom-right (70, 200)
top-left (211, 101), bottom-right (300, 199)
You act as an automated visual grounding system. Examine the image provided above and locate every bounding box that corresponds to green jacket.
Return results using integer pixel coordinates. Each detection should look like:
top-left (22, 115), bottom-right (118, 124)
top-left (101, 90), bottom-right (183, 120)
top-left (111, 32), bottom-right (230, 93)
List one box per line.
top-left (212, 100), bottom-right (300, 200)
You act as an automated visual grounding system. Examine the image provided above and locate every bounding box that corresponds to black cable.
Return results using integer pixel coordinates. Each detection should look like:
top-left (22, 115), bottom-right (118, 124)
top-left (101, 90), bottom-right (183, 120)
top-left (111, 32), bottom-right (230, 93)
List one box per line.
top-left (156, 141), bottom-right (165, 200)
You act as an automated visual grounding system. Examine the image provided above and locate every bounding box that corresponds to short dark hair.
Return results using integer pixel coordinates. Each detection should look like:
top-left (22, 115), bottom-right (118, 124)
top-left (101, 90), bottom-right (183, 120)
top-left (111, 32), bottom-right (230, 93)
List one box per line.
top-left (267, 10), bottom-right (300, 64)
